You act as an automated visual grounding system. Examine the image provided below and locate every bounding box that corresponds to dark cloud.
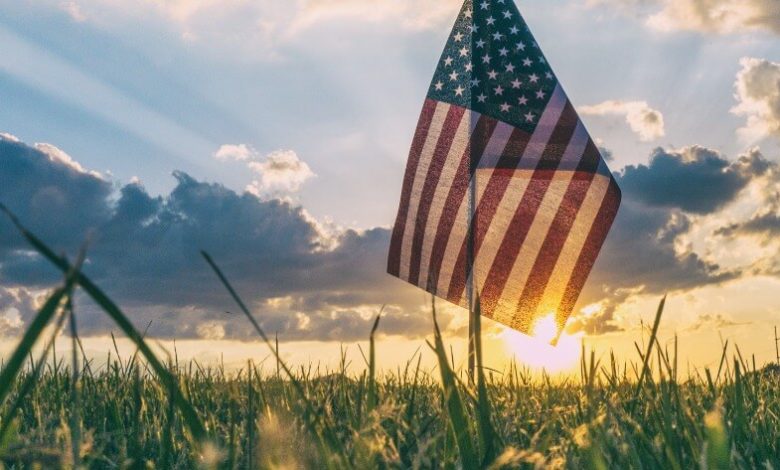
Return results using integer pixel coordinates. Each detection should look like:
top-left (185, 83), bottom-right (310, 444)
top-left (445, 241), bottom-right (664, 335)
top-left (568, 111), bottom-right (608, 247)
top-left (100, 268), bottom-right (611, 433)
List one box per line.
top-left (0, 137), bottom-right (445, 341)
top-left (1, 137), bottom-right (776, 339)
top-left (618, 146), bottom-right (768, 214)
top-left (568, 146), bottom-right (775, 335)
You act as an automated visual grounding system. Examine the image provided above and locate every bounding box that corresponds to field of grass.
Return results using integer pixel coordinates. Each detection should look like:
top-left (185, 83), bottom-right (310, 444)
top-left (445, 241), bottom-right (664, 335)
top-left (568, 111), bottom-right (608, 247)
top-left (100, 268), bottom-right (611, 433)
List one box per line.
top-left (1, 209), bottom-right (780, 469)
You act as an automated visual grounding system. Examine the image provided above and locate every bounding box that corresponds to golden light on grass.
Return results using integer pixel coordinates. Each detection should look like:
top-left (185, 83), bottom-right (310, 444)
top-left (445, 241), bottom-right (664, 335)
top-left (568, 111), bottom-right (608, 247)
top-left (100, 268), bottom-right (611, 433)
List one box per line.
top-left (499, 312), bottom-right (582, 373)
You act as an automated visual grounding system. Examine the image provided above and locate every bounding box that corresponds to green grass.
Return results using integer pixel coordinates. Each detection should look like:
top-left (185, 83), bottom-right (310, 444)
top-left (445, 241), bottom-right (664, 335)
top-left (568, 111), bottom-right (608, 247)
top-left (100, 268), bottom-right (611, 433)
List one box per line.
top-left (1, 208), bottom-right (780, 468)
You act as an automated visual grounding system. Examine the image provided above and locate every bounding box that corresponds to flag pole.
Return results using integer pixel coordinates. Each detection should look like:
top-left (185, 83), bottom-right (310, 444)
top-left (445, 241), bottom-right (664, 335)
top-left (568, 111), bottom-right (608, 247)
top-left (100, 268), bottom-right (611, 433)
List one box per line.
top-left (467, 163), bottom-right (478, 382)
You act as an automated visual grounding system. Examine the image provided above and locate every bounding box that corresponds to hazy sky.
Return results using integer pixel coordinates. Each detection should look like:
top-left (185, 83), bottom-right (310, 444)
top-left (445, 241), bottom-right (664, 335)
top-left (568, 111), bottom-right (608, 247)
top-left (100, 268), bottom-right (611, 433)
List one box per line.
top-left (1, 0), bottom-right (780, 372)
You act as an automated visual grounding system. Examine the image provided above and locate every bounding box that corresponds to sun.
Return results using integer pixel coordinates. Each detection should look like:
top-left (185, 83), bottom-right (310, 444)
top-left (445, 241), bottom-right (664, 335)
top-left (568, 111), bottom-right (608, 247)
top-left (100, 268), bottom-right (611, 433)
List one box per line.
top-left (499, 313), bottom-right (582, 374)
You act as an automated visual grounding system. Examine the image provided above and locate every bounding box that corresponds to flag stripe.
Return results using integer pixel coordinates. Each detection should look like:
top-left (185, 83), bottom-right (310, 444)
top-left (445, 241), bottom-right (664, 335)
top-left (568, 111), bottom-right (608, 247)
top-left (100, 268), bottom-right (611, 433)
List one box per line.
top-left (388, 99), bottom-right (438, 276)
top-left (441, 121), bottom-right (516, 303)
top-left (408, 105), bottom-right (468, 287)
top-left (556, 173), bottom-right (622, 321)
top-left (512, 137), bottom-right (602, 327)
top-left (445, 89), bottom-right (569, 304)
top-left (541, 171), bottom-right (615, 327)
top-left (438, 119), bottom-right (516, 302)
top-left (398, 102), bottom-right (451, 280)
top-left (415, 110), bottom-right (479, 288)
top-left (464, 99), bottom-right (579, 317)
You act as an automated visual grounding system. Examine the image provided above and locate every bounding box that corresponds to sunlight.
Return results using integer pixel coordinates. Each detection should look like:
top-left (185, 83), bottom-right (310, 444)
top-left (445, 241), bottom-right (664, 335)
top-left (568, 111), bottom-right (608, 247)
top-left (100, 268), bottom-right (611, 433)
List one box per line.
top-left (499, 313), bottom-right (583, 374)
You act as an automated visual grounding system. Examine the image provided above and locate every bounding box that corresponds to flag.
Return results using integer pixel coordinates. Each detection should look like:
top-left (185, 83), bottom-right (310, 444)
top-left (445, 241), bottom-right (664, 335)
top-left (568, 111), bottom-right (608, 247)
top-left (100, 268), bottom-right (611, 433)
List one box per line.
top-left (388, 0), bottom-right (621, 336)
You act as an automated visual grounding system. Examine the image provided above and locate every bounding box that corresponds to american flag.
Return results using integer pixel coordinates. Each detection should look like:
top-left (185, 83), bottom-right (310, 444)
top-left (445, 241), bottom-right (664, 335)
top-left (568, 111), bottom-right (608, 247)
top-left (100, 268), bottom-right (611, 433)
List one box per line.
top-left (388, 0), bottom-right (621, 336)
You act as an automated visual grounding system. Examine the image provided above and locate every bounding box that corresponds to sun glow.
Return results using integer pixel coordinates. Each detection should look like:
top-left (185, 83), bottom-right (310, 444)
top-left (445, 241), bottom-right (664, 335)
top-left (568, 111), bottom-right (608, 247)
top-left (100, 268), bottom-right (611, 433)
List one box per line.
top-left (499, 313), bottom-right (583, 374)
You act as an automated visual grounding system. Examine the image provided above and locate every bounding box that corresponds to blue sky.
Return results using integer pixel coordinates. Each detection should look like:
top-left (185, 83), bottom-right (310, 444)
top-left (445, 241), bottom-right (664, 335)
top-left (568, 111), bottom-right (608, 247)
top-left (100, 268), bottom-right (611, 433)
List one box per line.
top-left (1, 0), bottom-right (780, 370)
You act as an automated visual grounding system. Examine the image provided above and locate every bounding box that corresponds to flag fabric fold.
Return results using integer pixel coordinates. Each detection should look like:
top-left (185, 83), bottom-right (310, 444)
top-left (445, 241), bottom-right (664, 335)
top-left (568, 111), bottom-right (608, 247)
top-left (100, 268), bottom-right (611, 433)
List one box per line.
top-left (388, 0), bottom-right (621, 336)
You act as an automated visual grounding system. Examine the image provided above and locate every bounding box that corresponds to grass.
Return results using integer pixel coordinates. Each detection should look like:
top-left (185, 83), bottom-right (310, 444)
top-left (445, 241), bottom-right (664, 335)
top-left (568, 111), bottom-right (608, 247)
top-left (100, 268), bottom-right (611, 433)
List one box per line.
top-left (0, 208), bottom-right (779, 468)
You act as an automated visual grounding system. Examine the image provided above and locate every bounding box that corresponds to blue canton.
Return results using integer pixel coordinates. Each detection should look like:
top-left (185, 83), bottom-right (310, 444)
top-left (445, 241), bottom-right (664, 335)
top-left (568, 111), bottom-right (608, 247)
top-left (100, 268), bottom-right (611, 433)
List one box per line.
top-left (427, 0), bottom-right (558, 134)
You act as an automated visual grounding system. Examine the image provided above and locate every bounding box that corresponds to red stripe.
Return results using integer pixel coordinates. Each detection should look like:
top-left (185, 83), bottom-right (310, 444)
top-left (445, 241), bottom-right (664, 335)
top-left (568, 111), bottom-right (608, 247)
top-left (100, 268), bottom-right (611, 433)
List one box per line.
top-left (474, 102), bottom-right (580, 319)
top-left (512, 140), bottom-right (602, 326)
top-left (443, 127), bottom-right (531, 306)
top-left (408, 105), bottom-right (467, 287)
top-left (388, 99), bottom-right (438, 277)
top-left (426, 116), bottom-right (497, 295)
top-left (555, 177), bottom-right (622, 324)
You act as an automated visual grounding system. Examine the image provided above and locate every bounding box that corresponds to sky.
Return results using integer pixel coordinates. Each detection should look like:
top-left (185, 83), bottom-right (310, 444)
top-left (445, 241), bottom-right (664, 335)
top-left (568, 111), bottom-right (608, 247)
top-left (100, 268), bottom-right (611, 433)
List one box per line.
top-left (1, 0), bottom-right (780, 374)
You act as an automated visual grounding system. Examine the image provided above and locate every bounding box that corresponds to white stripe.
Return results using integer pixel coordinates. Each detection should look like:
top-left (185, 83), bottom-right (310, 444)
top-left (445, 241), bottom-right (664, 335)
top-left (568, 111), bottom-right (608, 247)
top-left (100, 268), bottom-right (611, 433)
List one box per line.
top-left (491, 174), bottom-right (575, 328)
top-left (399, 102), bottom-right (451, 280)
top-left (417, 111), bottom-right (479, 288)
top-left (434, 120), bottom-right (514, 297)
top-left (536, 172), bottom-right (613, 321)
top-left (455, 88), bottom-right (569, 308)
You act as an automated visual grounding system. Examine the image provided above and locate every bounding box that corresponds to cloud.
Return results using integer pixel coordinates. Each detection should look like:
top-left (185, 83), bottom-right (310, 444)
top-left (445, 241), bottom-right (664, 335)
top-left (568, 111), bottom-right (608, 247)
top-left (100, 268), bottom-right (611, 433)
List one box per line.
top-left (646, 0), bottom-right (780, 35)
top-left (214, 144), bottom-right (258, 162)
top-left (247, 150), bottom-right (316, 196)
top-left (2, 134), bottom-right (779, 340)
top-left (215, 146), bottom-right (317, 196)
top-left (569, 146), bottom-right (776, 334)
top-left (732, 57), bottom-right (780, 143)
top-left (39, 0), bottom-right (456, 59)
top-left (685, 313), bottom-right (750, 332)
top-left (618, 145), bottom-right (768, 214)
top-left (588, 0), bottom-right (780, 35)
top-left (580, 100), bottom-right (666, 142)
top-left (0, 135), bottom-right (447, 341)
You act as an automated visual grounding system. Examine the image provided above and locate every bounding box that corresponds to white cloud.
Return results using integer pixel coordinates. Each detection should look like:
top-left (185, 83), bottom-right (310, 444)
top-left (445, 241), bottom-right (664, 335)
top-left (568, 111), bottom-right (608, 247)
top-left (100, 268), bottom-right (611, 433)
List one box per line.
top-left (246, 150), bottom-right (316, 195)
top-left (588, 0), bottom-right (780, 35)
top-left (214, 143), bottom-right (258, 161)
top-left (732, 57), bottom-right (780, 143)
top-left (647, 0), bottom-right (780, 34)
top-left (580, 100), bottom-right (666, 141)
top-left (60, 1), bottom-right (87, 22)
top-left (33, 142), bottom-right (103, 178)
top-left (0, 132), bottom-right (20, 143)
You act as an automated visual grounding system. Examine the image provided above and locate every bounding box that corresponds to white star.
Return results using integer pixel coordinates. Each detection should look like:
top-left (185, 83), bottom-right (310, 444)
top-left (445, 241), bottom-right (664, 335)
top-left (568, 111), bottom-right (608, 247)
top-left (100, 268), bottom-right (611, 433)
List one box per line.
top-left (518, 95), bottom-right (529, 105)
top-left (449, 71), bottom-right (459, 81)
top-left (536, 89), bottom-right (546, 99)
top-left (477, 93), bottom-right (488, 103)
top-left (517, 41), bottom-right (526, 51)
top-left (468, 24), bottom-right (479, 33)
top-left (497, 0), bottom-right (505, 3)
top-left (529, 73), bottom-right (539, 83)
top-left (455, 85), bottom-right (465, 96)
top-left (435, 81), bottom-right (444, 91)
top-left (453, 32), bottom-right (464, 42)
top-left (523, 57), bottom-right (533, 67)
top-left (493, 32), bottom-right (504, 41)
top-left (476, 39), bottom-right (486, 49)
top-left (503, 10), bottom-right (512, 19)
top-left (482, 54), bottom-right (491, 64)
top-left (470, 78), bottom-right (481, 88)
top-left (459, 46), bottom-right (469, 57)
top-left (505, 63), bottom-right (515, 73)
top-left (511, 78), bottom-right (522, 88)
top-left (465, 62), bottom-right (474, 72)
top-left (464, 9), bottom-right (473, 19)
top-left (486, 16), bottom-right (496, 26)
top-left (500, 102), bottom-right (511, 112)
top-left (545, 72), bottom-right (554, 79)
top-left (539, 56), bottom-right (546, 64)
top-left (444, 56), bottom-right (454, 67)
top-left (524, 112), bottom-right (535, 122)
top-left (488, 70), bottom-right (498, 79)
top-left (498, 47), bottom-right (509, 57)
top-left (509, 26), bottom-right (520, 34)
top-left (494, 85), bottom-right (504, 95)
top-left (480, 1), bottom-right (489, 10)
